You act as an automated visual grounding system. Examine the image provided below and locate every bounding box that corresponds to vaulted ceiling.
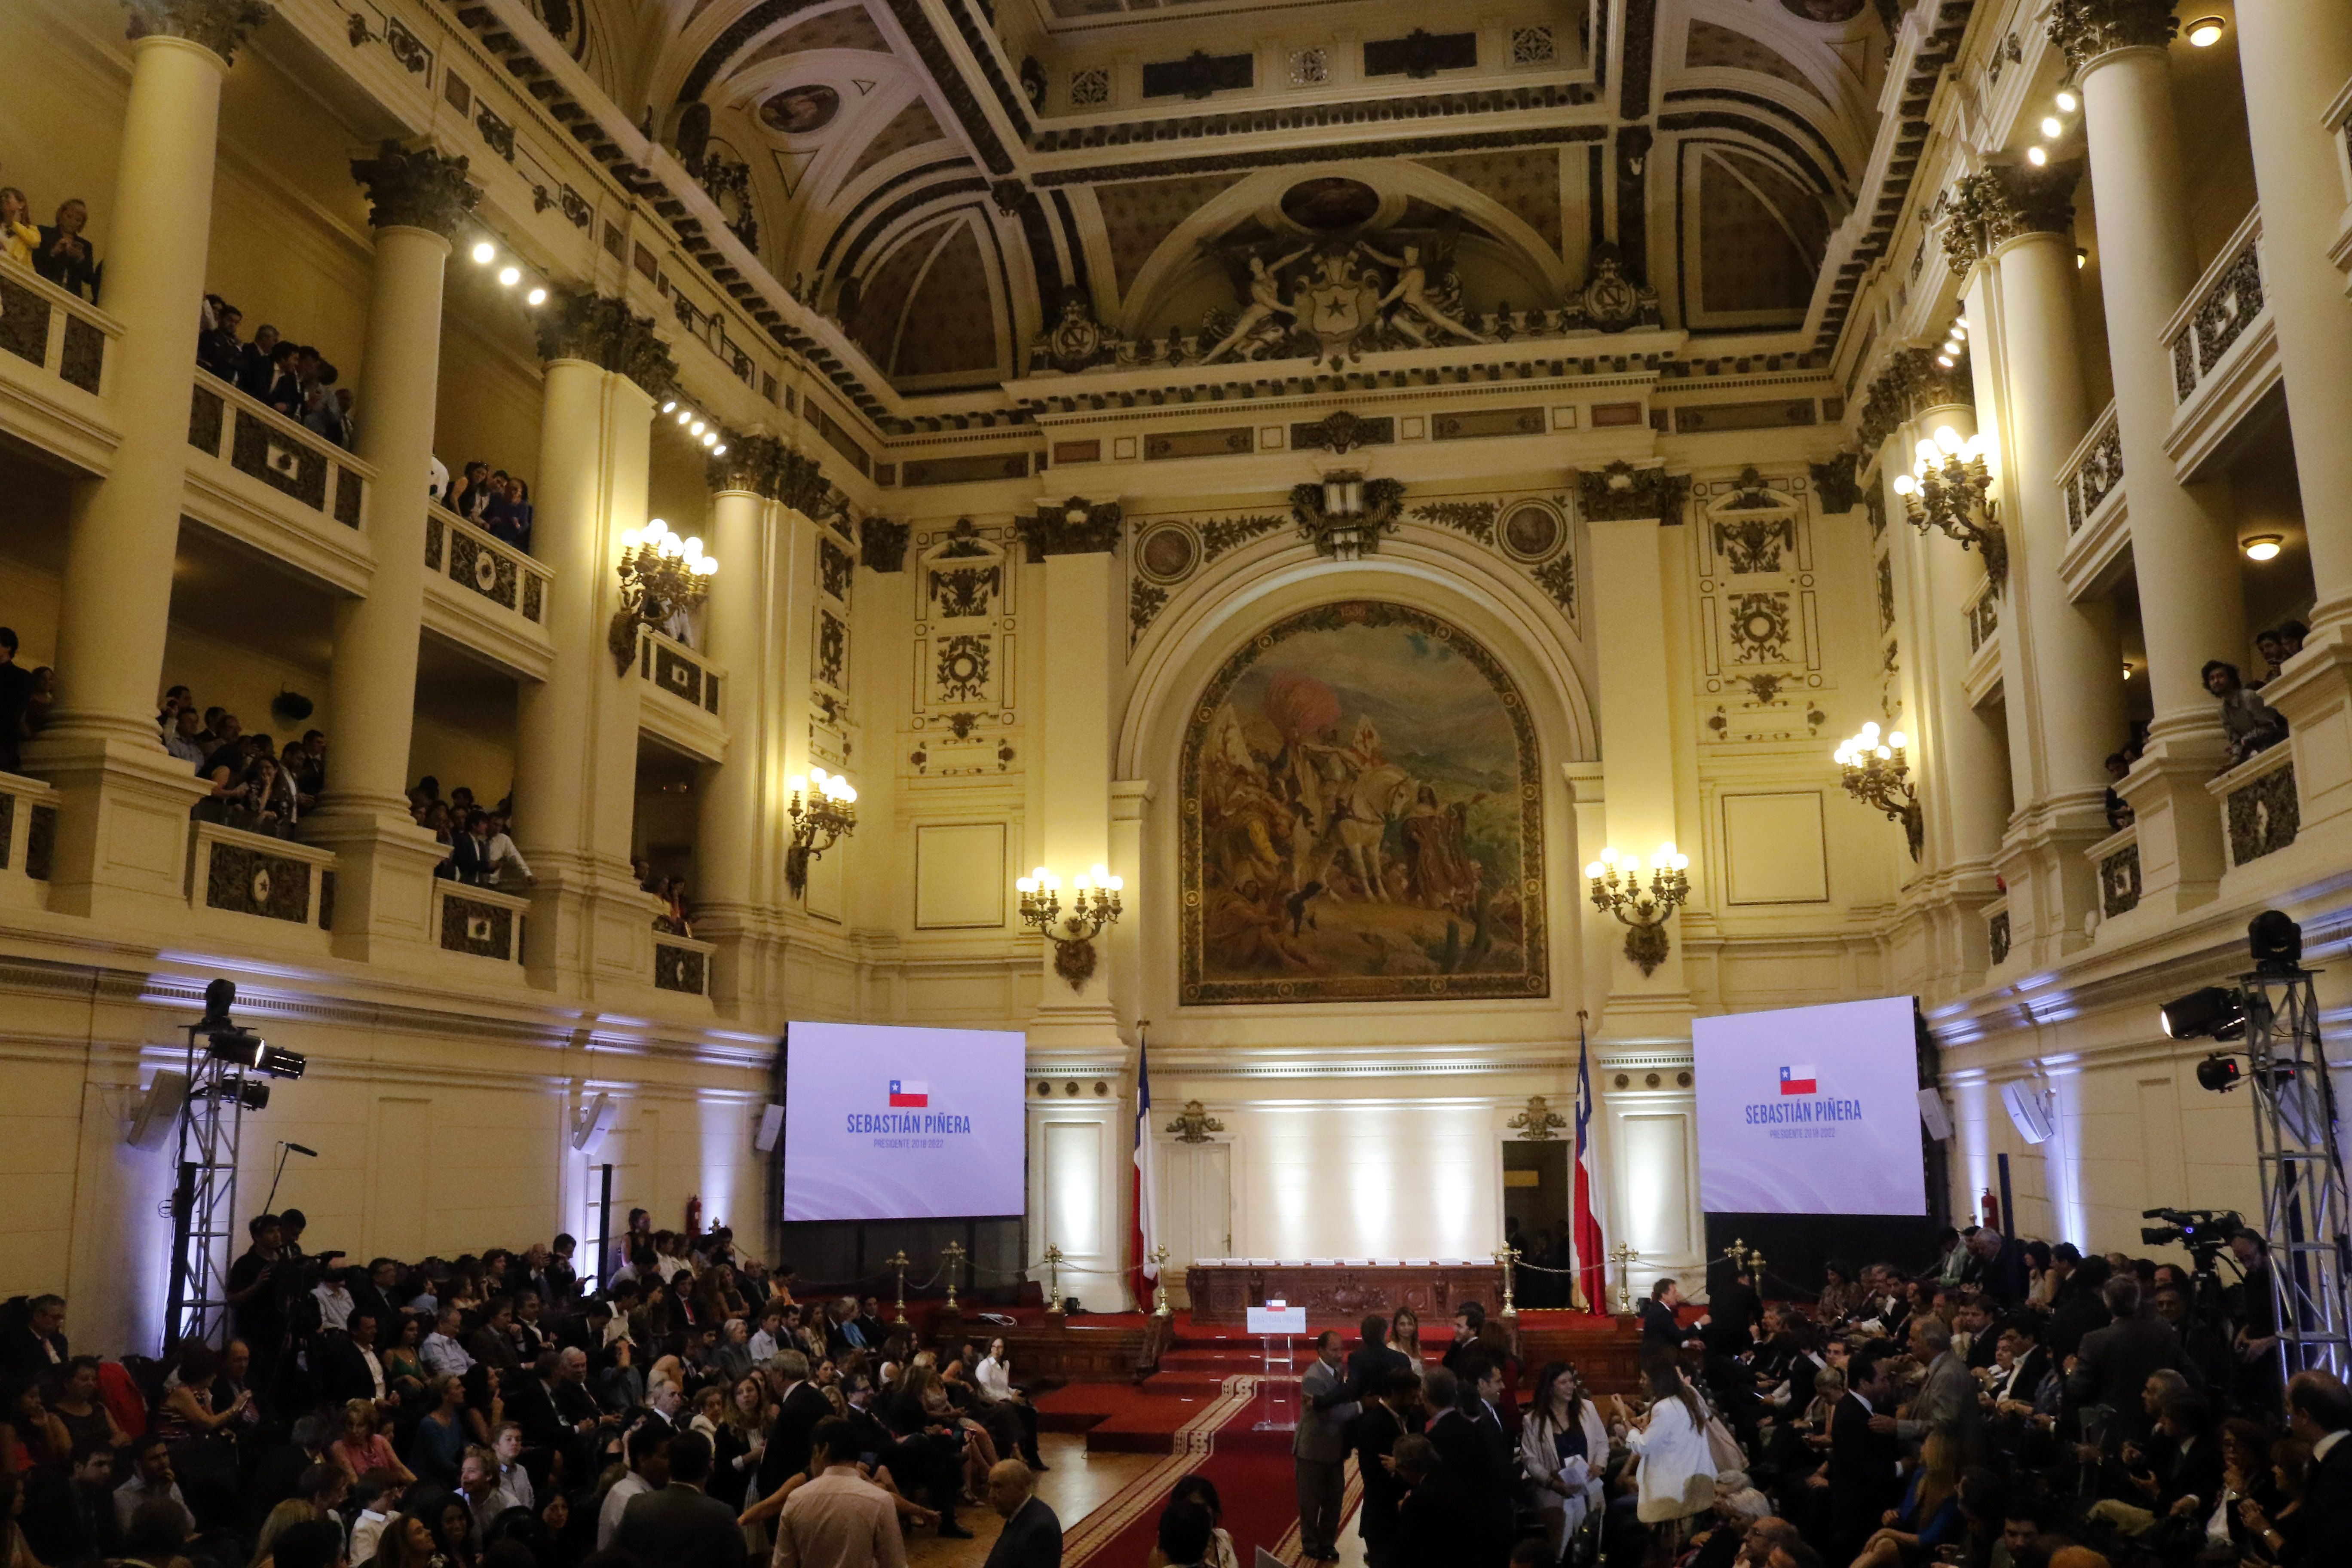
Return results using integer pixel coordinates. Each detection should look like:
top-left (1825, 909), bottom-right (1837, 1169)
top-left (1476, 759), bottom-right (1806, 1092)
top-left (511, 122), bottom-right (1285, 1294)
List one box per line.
top-left (521, 0), bottom-right (1892, 395)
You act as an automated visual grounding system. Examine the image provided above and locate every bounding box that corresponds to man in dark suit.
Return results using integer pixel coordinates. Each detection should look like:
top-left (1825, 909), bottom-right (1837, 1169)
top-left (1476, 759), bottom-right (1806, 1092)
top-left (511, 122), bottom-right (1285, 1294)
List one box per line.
top-left (1826, 1351), bottom-right (1902, 1565)
top-left (21, 1441), bottom-right (122, 1565)
top-left (1641, 1277), bottom-right (1699, 1352)
top-left (1424, 1363), bottom-right (1512, 1565)
top-left (757, 1348), bottom-right (833, 1497)
top-left (1345, 1314), bottom-right (1411, 1402)
top-left (981, 1459), bottom-right (1061, 1568)
top-left (0, 1294), bottom-right (68, 1381)
top-left (2283, 1371), bottom-right (2352, 1552)
top-left (615, 1431), bottom-right (741, 1568)
top-left (1969, 1228), bottom-right (2032, 1310)
top-left (2046, 1255), bottom-right (2114, 1362)
top-left (1392, 1433), bottom-right (1477, 1566)
top-left (314, 1313), bottom-right (390, 1408)
top-left (1351, 1368), bottom-right (1418, 1568)
top-left (1707, 1262), bottom-right (1765, 1359)
top-left (2064, 1275), bottom-right (2192, 1447)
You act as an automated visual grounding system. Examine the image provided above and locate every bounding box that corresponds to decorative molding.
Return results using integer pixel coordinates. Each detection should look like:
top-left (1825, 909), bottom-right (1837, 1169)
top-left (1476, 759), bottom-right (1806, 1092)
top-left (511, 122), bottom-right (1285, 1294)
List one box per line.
top-left (1292, 410), bottom-right (1394, 455)
top-left (533, 290), bottom-right (679, 402)
top-left (706, 432), bottom-right (786, 498)
top-left (860, 516), bottom-right (910, 572)
top-left (1577, 461), bottom-right (1690, 524)
top-left (120, 0), bottom-right (272, 64)
top-left (2046, 0), bottom-right (2177, 74)
top-left (1164, 1099), bottom-right (1226, 1143)
top-left (349, 140), bottom-right (479, 238)
top-left (1809, 452), bottom-right (1864, 515)
top-left (1506, 1094), bottom-right (1567, 1140)
top-left (1290, 475), bottom-right (1407, 559)
top-left (1857, 347), bottom-right (1973, 455)
top-left (1015, 498), bottom-right (1123, 562)
top-left (1410, 499), bottom-right (1498, 545)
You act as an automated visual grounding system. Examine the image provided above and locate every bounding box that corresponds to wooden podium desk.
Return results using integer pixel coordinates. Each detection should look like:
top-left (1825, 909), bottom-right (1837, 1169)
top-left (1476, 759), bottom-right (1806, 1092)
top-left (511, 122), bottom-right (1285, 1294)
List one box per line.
top-left (1182, 1259), bottom-right (1504, 1327)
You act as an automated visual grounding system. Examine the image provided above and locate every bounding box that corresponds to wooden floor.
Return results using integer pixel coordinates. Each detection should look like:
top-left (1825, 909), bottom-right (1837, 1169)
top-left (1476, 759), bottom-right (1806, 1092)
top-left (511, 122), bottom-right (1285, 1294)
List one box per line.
top-left (902, 1432), bottom-right (1374, 1568)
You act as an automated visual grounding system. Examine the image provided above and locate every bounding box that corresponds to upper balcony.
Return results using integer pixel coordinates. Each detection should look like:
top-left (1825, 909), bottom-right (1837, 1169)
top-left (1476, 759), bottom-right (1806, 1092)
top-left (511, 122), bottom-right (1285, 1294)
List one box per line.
top-left (0, 266), bottom-right (118, 475)
top-left (185, 371), bottom-right (375, 593)
top-left (1962, 576), bottom-right (2001, 707)
top-left (424, 503), bottom-right (555, 679)
top-left (2328, 76), bottom-right (2352, 285)
top-left (2058, 400), bottom-right (2128, 599)
top-left (2162, 208), bottom-right (2277, 479)
top-left (635, 628), bottom-right (727, 763)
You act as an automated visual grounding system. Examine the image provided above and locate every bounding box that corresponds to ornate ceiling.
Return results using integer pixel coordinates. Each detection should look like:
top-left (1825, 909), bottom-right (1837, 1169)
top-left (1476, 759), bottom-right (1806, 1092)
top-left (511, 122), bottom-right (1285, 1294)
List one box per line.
top-left (523, 0), bottom-right (1891, 395)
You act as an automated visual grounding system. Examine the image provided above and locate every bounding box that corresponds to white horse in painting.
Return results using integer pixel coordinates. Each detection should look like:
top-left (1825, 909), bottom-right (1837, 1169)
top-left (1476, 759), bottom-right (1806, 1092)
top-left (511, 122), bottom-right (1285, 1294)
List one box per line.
top-left (1304, 763), bottom-right (1417, 901)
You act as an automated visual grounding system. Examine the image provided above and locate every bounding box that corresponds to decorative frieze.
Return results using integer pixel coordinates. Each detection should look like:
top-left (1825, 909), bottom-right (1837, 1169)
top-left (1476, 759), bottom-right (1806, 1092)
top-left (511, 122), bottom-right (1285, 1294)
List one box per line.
top-left (1016, 498), bottom-right (1123, 562)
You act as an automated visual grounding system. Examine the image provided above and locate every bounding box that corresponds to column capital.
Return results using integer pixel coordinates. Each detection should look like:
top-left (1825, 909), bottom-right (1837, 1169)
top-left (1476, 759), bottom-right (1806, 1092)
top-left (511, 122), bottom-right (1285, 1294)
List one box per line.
top-left (349, 140), bottom-right (480, 239)
top-left (1939, 163), bottom-right (2082, 272)
top-left (532, 288), bottom-right (678, 402)
top-left (1576, 460), bottom-right (1690, 525)
top-left (1859, 346), bottom-right (1975, 454)
top-left (2046, 0), bottom-right (2178, 74)
top-left (706, 432), bottom-right (787, 497)
top-left (778, 448), bottom-right (844, 524)
top-left (859, 517), bottom-right (910, 572)
top-left (1017, 498), bottom-right (1124, 561)
top-left (120, 0), bottom-right (272, 65)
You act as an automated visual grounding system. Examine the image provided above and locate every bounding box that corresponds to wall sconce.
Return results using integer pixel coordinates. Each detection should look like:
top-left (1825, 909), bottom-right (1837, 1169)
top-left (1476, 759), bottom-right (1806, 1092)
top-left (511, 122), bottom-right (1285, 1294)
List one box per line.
top-left (1892, 425), bottom-right (2006, 590)
top-left (608, 517), bottom-right (718, 672)
top-left (785, 766), bottom-right (857, 895)
top-left (1834, 722), bottom-right (1923, 861)
top-left (1584, 844), bottom-right (1690, 977)
top-left (1017, 863), bottom-right (1124, 989)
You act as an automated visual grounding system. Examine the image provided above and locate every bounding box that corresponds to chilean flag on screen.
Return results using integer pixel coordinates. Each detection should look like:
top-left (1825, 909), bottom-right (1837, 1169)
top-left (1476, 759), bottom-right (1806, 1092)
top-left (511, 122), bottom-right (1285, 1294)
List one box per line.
top-left (1779, 1065), bottom-right (1818, 1096)
top-left (888, 1079), bottom-right (929, 1108)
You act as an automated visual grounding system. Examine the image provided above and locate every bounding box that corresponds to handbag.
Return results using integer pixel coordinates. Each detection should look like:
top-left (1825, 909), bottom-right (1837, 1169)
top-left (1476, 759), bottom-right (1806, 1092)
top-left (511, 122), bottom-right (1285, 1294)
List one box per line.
top-left (1705, 1412), bottom-right (1744, 1472)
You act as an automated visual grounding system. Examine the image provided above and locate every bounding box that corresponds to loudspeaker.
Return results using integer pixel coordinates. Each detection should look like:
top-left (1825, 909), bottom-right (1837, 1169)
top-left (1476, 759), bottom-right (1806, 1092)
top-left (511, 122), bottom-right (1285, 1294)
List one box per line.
top-left (126, 1070), bottom-right (189, 1150)
top-left (572, 1093), bottom-right (617, 1154)
top-left (753, 1103), bottom-right (784, 1153)
top-left (1916, 1087), bottom-right (1954, 1142)
top-left (2001, 1081), bottom-right (2054, 1145)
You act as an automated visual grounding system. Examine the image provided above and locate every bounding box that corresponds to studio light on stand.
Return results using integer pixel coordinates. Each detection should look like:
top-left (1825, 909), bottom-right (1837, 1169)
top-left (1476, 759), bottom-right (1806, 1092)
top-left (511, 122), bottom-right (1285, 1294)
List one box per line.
top-left (164, 979), bottom-right (301, 1351)
top-left (2156, 911), bottom-right (2351, 1380)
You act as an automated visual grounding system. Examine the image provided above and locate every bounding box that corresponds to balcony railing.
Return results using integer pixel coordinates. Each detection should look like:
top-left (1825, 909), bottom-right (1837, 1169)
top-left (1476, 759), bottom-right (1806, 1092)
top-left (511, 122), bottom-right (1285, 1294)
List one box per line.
top-left (2210, 744), bottom-right (2299, 872)
top-left (2085, 821), bottom-right (2140, 922)
top-left (2060, 401), bottom-right (2123, 537)
top-left (2328, 77), bottom-right (2352, 281)
top-left (1984, 897), bottom-right (2011, 966)
top-left (432, 879), bottom-right (529, 964)
top-left (0, 771), bottom-right (58, 910)
top-left (637, 628), bottom-right (729, 762)
top-left (1964, 576), bottom-right (1999, 653)
top-left (0, 265), bottom-right (119, 470)
top-left (653, 931), bottom-right (715, 995)
top-left (2164, 209), bottom-right (2266, 410)
top-left (427, 505), bottom-right (550, 625)
top-left (187, 820), bottom-right (336, 947)
top-left (185, 372), bottom-right (376, 594)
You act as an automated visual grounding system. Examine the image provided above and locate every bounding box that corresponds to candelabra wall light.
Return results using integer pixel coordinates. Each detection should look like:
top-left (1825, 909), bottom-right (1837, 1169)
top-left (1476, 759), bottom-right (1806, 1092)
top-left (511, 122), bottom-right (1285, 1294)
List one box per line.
top-left (609, 517), bottom-right (718, 671)
top-left (1584, 844), bottom-right (1690, 977)
top-left (784, 766), bottom-right (858, 895)
top-left (1834, 722), bottom-right (1923, 861)
top-left (1017, 863), bottom-right (1124, 989)
top-left (1893, 423), bottom-right (2006, 590)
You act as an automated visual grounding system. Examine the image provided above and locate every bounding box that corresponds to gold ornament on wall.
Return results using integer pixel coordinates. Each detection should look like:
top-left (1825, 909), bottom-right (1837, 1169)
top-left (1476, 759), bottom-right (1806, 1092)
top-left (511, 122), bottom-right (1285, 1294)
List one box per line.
top-left (1166, 1100), bottom-right (1225, 1143)
top-left (1507, 1095), bottom-right (1567, 1140)
top-left (1017, 864), bottom-right (1124, 989)
top-left (1585, 844), bottom-right (1691, 977)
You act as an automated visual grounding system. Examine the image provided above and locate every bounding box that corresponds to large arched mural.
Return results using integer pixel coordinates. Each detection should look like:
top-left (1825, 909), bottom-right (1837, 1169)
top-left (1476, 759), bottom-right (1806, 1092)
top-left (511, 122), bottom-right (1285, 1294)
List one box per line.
top-left (1179, 600), bottom-right (1548, 1005)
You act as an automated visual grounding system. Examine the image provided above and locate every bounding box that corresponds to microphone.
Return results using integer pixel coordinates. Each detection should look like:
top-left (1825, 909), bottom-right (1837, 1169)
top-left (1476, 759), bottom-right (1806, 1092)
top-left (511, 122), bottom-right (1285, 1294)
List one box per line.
top-left (284, 1142), bottom-right (319, 1157)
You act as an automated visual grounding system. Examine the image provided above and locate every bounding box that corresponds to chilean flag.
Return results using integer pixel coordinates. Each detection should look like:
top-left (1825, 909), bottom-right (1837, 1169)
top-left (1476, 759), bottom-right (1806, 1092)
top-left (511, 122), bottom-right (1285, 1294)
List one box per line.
top-left (1779, 1065), bottom-right (1818, 1096)
top-left (1130, 1037), bottom-right (1159, 1312)
top-left (1573, 1020), bottom-right (1609, 1317)
top-left (888, 1079), bottom-right (929, 1108)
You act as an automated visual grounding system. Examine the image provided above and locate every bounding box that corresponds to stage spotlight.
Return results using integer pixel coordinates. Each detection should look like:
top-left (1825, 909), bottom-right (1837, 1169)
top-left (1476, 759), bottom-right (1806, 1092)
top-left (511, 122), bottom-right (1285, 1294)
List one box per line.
top-left (2248, 909), bottom-right (2303, 975)
top-left (2160, 985), bottom-right (2248, 1042)
top-left (199, 977), bottom-right (237, 1030)
top-left (204, 1029), bottom-right (305, 1080)
top-left (203, 1080), bottom-right (271, 1112)
top-left (2195, 1054), bottom-right (2241, 1094)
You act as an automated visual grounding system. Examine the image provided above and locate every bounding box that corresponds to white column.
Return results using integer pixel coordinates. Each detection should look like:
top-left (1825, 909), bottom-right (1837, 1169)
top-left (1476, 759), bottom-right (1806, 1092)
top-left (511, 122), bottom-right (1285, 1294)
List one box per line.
top-left (1585, 505), bottom-right (1691, 1039)
top-left (29, 22), bottom-right (262, 915)
top-left (2073, 37), bottom-right (2242, 912)
top-left (2227, 0), bottom-right (2352, 830)
top-left (695, 474), bottom-right (771, 1010)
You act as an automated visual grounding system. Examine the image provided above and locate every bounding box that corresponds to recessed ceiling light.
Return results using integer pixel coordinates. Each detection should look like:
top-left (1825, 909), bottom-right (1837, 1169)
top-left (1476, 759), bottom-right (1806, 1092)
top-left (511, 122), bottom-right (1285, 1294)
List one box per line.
top-left (2243, 535), bottom-right (2284, 562)
top-left (526, 286), bottom-right (547, 306)
top-left (496, 266), bottom-right (521, 287)
top-left (2042, 116), bottom-right (2063, 138)
top-left (2027, 146), bottom-right (2049, 166)
top-left (2187, 16), bottom-right (2225, 47)
top-left (470, 241), bottom-right (495, 265)
top-left (2055, 91), bottom-right (2079, 112)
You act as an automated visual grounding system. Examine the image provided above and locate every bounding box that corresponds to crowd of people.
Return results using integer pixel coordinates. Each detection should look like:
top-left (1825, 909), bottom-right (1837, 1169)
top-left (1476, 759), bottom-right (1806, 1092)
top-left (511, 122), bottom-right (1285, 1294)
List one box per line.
top-left (438, 465), bottom-right (536, 556)
top-left (2102, 621), bottom-right (2309, 830)
top-left (159, 687), bottom-right (324, 842)
top-left (409, 778), bottom-right (532, 888)
top-left (1, 188), bottom-right (101, 300)
top-left (196, 299), bottom-right (357, 452)
top-left (629, 862), bottom-right (694, 938)
top-left (0, 1210), bottom-right (1060, 1568)
top-left (1257, 1221), bottom-right (2347, 1568)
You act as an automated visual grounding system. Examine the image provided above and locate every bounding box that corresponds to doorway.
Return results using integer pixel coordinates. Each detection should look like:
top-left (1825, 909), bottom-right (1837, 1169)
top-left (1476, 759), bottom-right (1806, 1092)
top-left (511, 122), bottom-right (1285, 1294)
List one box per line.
top-left (1162, 1141), bottom-right (1233, 1304)
top-left (1503, 1139), bottom-right (1571, 1307)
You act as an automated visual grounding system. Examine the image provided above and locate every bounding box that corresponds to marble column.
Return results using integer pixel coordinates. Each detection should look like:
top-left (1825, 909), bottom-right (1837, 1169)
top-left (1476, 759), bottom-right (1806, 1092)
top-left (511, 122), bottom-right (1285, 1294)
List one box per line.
top-left (306, 143), bottom-right (480, 958)
top-left (512, 292), bottom-right (672, 989)
top-left (28, 4), bottom-right (270, 917)
top-left (2063, 15), bottom-right (2243, 913)
top-left (1581, 467), bottom-right (1693, 1041)
top-left (1023, 500), bottom-right (1124, 1057)
top-left (695, 444), bottom-right (781, 1012)
top-left (1947, 167), bottom-right (2127, 962)
top-left (2225, 0), bottom-right (2352, 831)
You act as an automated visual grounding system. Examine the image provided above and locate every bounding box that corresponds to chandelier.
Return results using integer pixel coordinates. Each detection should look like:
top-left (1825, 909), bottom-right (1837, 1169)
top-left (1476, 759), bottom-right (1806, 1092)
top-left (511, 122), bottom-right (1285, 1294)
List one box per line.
top-left (1583, 844), bottom-right (1690, 977)
top-left (1017, 863), bottom-right (1124, 989)
top-left (1892, 426), bottom-right (2006, 589)
top-left (1834, 722), bottom-right (1923, 861)
top-left (785, 766), bottom-right (857, 895)
top-left (609, 517), bottom-right (718, 671)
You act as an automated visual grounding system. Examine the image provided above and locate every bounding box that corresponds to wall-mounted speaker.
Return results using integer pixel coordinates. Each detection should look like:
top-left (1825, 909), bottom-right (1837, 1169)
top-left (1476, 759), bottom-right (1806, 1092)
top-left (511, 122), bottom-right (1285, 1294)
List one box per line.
top-left (2001, 1081), bottom-right (2055, 1145)
top-left (125, 1070), bottom-right (189, 1150)
top-left (1916, 1087), bottom-right (1954, 1142)
top-left (753, 1103), bottom-right (784, 1154)
top-left (572, 1093), bottom-right (617, 1154)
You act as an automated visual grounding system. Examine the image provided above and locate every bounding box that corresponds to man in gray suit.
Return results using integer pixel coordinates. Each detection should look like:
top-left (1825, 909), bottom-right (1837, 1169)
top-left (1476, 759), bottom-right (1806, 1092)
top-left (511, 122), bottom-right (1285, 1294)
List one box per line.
top-left (2064, 1274), bottom-right (2194, 1447)
top-left (614, 1431), bottom-right (744, 1568)
top-left (981, 1459), bottom-right (1061, 1568)
top-left (1896, 1316), bottom-right (1983, 1467)
top-left (1295, 1329), bottom-right (1360, 1562)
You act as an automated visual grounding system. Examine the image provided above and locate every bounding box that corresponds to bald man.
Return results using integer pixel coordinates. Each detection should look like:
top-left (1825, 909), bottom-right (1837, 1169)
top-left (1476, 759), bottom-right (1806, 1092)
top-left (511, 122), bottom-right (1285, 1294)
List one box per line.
top-left (981, 1459), bottom-right (1061, 1568)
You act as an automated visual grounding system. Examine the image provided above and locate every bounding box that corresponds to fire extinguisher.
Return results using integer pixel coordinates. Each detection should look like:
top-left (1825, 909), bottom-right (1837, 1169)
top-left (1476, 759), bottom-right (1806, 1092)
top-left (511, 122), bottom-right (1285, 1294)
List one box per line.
top-left (1981, 1188), bottom-right (2000, 1230)
top-left (686, 1195), bottom-right (702, 1237)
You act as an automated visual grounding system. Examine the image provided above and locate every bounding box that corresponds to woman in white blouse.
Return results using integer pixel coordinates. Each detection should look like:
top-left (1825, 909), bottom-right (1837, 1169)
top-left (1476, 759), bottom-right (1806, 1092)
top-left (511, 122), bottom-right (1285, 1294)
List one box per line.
top-left (1519, 1361), bottom-right (1611, 1559)
top-left (1619, 1354), bottom-right (1718, 1558)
